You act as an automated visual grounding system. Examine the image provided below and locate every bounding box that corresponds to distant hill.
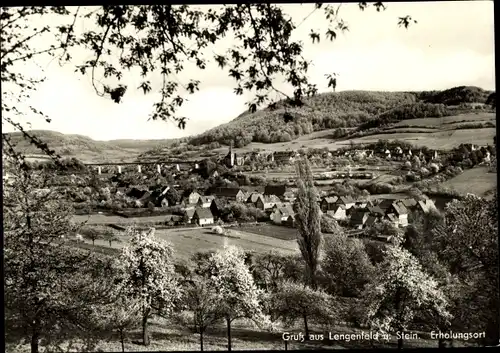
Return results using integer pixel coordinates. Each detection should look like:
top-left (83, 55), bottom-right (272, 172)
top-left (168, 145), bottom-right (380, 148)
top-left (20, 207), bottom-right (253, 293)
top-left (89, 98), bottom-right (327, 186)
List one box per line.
top-left (186, 86), bottom-right (494, 148)
top-left (3, 130), bottom-right (173, 163)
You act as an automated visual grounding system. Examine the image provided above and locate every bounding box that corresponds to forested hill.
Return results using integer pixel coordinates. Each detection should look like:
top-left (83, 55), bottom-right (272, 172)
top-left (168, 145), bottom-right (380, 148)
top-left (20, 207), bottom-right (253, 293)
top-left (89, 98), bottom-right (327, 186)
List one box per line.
top-left (187, 86), bottom-right (494, 148)
top-left (3, 130), bottom-right (174, 163)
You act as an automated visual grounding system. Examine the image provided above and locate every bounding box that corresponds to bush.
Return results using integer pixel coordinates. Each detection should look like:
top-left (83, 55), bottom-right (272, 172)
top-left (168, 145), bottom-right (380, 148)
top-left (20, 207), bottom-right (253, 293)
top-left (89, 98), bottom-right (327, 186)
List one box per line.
top-left (211, 226), bottom-right (224, 234)
top-left (321, 215), bottom-right (340, 234)
top-left (365, 182), bottom-right (394, 194)
top-left (428, 163), bottom-right (439, 174)
top-left (419, 167), bottom-right (430, 177)
top-left (405, 172), bottom-right (420, 182)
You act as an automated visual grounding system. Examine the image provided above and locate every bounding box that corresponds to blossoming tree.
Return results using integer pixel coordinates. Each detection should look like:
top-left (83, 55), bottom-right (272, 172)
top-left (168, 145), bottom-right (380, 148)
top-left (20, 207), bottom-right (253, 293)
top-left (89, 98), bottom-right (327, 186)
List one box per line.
top-left (120, 227), bottom-right (181, 346)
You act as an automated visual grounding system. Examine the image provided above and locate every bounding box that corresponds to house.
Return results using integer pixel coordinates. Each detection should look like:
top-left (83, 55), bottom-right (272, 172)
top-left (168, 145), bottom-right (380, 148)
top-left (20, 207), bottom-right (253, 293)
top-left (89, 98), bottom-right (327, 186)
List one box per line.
top-left (209, 187), bottom-right (246, 202)
top-left (283, 191), bottom-right (296, 203)
top-left (377, 199), bottom-right (397, 212)
top-left (183, 190), bottom-right (201, 205)
top-left (320, 196), bottom-right (339, 213)
top-left (416, 199), bottom-right (437, 214)
top-left (264, 184), bottom-right (287, 199)
top-left (271, 204), bottom-right (295, 225)
top-left (350, 209), bottom-right (370, 229)
top-left (139, 191), bottom-right (153, 205)
top-left (464, 143), bottom-right (477, 152)
top-left (210, 199), bottom-right (225, 221)
top-left (193, 208), bottom-right (215, 226)
top-left (335, 196), bottom-right (356, 210)
top-left (284, 215), bottom-right (295, 228)
top-left (159, 185), bottom-right (171, 196)
top-left (355, 199), bottom-right (371, 209)
top-left (390, 202), bottom-right (409, 227)
top-left (249, 151), bottom-right (261, 161)
top-left (272, 151), bottom-right (296, 163)
top-left (197, 196), bottom-right (215, 208)
top-left (385, 213), bottom-right (399, 227)
top-left (255, 195), bottom-right (281, 210)
top-left (326, 205), bottom-right (347, 221)
top-left (183, 208), bottom-right (196, 224)
top-left (160, 197), bottom-right (170, 208)
top-left (365, 215), bottom-right (379, 228)
top-left (165, 215), bottom-right (183, 226)
top-left (367, 205), bottom-right (385, 219)
top-left (247, 192), bottom-right (264, 204)
top-left (235, 156), bottom-right (245, 166)
top-left (398, 198), bottom-right (418, 212)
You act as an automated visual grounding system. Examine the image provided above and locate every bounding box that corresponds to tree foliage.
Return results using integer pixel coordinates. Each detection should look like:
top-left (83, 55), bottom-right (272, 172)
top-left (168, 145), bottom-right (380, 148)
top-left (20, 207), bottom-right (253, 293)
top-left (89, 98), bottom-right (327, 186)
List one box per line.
top-left (90, 295), bottom-right (142, 353)
top-left (119, 227), bottom-right (181, 346)
top-left (363, 245), bottom-right (452, 349)
top-left (431, 194), bottom-right (499, 345)
top-left (322, 232), bottom-right (375, 297)
top-left (202, 246), bottom-right (269, 351)
top-left (175, 276), bottom-right (223, 351)
top-left (273, 280), bottom-right (335, 337)
top-left (294, 158), bottom-right (322, 289)
top-left (3, 162), bottom-right (117, 353)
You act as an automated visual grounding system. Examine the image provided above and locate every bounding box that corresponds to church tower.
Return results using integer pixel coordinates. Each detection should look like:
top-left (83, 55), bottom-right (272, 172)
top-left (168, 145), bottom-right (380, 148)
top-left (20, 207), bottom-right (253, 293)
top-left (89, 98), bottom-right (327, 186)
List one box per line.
top-left (229, 141), bottom-right (235, 167)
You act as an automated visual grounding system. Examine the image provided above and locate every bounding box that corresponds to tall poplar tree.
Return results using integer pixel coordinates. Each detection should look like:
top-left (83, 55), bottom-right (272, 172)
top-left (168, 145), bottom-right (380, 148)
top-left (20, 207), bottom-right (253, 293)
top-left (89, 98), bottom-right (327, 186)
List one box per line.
top-left (294, 158), bottom-right (322, 289)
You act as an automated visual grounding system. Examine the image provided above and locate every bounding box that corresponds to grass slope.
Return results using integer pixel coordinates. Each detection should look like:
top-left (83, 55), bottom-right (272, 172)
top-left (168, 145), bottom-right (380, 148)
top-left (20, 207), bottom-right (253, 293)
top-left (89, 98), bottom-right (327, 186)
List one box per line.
top-left (441, 166), bottom-right (497, 199)
top-left (71, 220), bottom-right (299, 260)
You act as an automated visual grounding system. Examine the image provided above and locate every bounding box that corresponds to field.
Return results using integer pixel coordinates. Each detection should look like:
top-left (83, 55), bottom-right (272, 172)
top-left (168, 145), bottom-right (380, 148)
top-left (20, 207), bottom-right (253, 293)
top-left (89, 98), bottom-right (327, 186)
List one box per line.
top-left (239, 223), bottom-right (300, 241)
top-left (72, 213), bottom-right (170, 225)
top-left (78, 225), bottom-right (299, 260)
top-left (391, 112), bottom-right (495, 128)
top-left (441, 166), bottom-right (497, 199)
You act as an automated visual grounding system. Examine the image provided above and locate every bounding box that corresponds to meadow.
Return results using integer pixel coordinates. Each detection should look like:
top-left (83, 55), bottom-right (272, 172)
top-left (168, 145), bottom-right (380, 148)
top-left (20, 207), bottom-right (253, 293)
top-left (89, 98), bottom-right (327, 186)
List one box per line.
top-left (391, 111), bottom-right (495, 128)
top-left (441, 166), bottom-right (497, 199)
top-left (72, 214), bottom-right (171, 225)
top-left (78, 226), bottom-right (299, 260)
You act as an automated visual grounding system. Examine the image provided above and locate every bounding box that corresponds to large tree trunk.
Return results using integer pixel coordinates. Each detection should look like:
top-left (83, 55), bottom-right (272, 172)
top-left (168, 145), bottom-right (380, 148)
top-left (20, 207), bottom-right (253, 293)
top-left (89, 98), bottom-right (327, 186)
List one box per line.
top-left (395, 287), bottom-right (403, 350)
top-left (30, 318), bottom-right (40, 353)
top-left (142, 309), bottom-right (151, 346)
top-left (200, 330), bottom-right (204, 351)
top-left (226, 317), bottom-right (232, 351)
top-left (92, 239), bottom-right (95, 246)
top-left (303, 313), bottom-right (309, 339)
top-left (120, 329), bottom-right (125, 353)
top-left (310, 273), bottom-right (317, 291)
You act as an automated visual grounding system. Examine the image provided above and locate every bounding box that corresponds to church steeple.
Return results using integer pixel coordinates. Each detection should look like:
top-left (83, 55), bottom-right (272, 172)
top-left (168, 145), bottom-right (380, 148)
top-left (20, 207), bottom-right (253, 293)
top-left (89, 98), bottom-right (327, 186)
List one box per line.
top-left (229, 141), bottom-right (235, 167)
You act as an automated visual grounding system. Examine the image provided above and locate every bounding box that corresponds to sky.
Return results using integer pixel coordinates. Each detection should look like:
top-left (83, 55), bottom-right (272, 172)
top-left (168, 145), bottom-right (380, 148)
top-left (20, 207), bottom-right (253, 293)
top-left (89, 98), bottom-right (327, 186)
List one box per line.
top-left (2, 1), bottom-right (495, 141)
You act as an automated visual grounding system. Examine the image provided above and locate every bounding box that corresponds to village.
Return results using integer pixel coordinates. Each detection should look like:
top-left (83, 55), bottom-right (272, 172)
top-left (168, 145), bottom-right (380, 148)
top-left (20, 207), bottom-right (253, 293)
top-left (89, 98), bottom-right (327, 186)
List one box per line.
top-left (54, 138), bottom-right (493, 245)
